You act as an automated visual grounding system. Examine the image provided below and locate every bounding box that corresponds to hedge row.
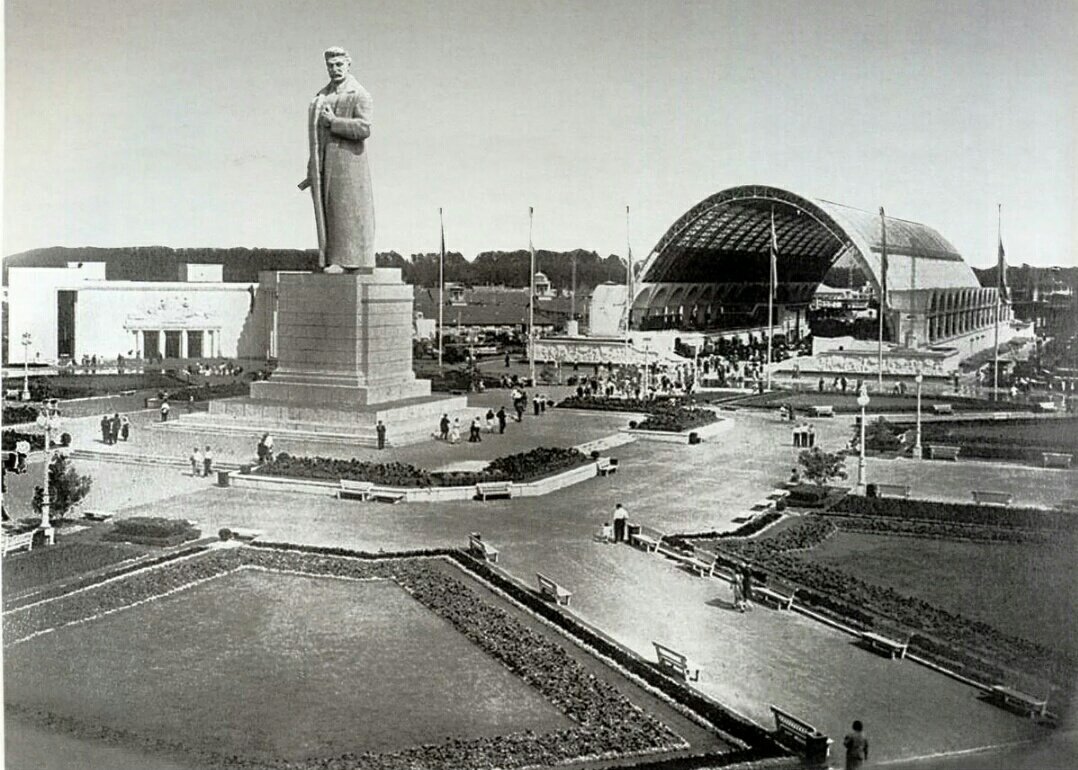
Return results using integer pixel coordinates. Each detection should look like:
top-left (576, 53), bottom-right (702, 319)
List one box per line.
top-left (2, 405), bottom-right (40, 425)
top-left (830, 495), bottom-right (1074, 530)
top-left (833, 516), bottom-right (1060, 545)
top-left (102, 517), bottom-right (201, 547)
top-left (714, 517), bottom-right (1075, 692)
top-left (557, 395), bottom-right (683, 412)
top-left (6, 546), bottom-right (725, 770)
top-left (635, 406), bottom-right (718, 433)
top-left (255, 446), bottom-right (588, 488)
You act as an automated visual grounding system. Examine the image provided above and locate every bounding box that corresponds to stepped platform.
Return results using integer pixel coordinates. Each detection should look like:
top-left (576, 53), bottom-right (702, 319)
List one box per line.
top-left (161, 392), bottom-right (468, 447)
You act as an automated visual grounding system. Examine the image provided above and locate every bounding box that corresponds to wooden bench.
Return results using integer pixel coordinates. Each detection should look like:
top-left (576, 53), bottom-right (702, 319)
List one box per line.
top-left (931, 403), bottom-right (955, 415)
top-left (370, 487), bottom-right (406, 504)
top-left (988, 684), bottom-right (1049, 718)
top-left (1043, 452), bottom-right (1073, 469)
top-left (337, 479), bottom-right (373, 501)
top-left (476, 481), bottom-right (513, 501)
top-left (770, 706), bottom-right (831, 762)
top-left (82, 510), bottom-right (115, 522)
top-left (928, 444), bottom-right (960, 461)
top-left (596, 457), bottom-right (619, 476)
top-left (859, 630), bottom-right (908, 659)
top-left (468, 532), bottom-right (500, 563)
top-left (1034, 401), bottom-right (1059, 413)
top-left (972, 490), bottom-right (1012, 506)
top-left (1, 531), bottom-right (36, 555)
top-left (654, 642), bottom-right (699, 682)
top-left (686, 547), bottom-right (718, 577)
top-left (809, 405), bottom-right (834, 417)
top-left (876, 483), bottom-right (910, 499)
top-left (536, 572), bottom-right (572, 606)
top-left (754, 580), bottom-right (797, 610)
top-left (229, 527), bottom-right (263, 541)
top-left (630, 525), bottom-right (665, 553)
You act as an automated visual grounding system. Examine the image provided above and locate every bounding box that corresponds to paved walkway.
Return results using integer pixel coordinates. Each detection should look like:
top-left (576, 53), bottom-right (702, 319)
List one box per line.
top-left (7, 404), bottom-right (1073, 766)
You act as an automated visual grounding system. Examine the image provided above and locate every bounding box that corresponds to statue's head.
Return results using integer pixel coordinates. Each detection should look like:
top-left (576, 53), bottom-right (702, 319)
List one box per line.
top-left (324, 47), bottom-right (351, 83)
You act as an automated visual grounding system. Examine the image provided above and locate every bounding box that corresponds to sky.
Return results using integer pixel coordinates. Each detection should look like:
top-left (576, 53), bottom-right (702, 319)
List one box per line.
top-left (3, 0), bottom-right (1075, 269)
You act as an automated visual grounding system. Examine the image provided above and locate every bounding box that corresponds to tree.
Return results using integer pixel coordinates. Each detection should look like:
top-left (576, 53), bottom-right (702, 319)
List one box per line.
top-left (31, 454), bottom-right (93, 522)
top-left (797, 447), bottom-right (848, 487)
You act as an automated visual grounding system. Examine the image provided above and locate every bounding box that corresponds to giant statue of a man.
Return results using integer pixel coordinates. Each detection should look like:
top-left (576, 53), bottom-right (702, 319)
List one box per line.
top-left (299, 47), bottom-right (375, 270)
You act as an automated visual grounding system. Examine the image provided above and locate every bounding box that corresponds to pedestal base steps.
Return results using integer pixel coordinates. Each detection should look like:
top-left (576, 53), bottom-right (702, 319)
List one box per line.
top-left (171, 392), bottom-right (468, 447)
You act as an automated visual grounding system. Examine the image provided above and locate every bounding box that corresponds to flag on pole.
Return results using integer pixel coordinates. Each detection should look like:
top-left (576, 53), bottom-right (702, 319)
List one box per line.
top-left (997, 234), bottom-right (1007, 302)
top-left (769, 209), bottom-right (778, 298)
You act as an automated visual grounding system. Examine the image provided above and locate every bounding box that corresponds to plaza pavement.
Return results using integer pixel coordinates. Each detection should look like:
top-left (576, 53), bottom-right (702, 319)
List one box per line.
top-left (7, 400), bottom-right (1074, 766)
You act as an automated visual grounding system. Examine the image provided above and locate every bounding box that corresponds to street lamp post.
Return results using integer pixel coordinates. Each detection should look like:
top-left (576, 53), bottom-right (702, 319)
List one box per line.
top-left (34, 400), bottom-right (61, 544)
top-left (913, 373), bottom-right (924, 459)
top-left (857, 385), bottom-right (870, 489)
top-left (21, 332), bottom-right (32, 401)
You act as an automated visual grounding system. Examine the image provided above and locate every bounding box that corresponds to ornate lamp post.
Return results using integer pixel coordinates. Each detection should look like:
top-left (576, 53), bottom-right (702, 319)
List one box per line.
top-left (34, 400), bottom-right (62, 543)
top-left (857, 385), bottom-right (870, 488)
top-left (21, 332), bottom-right (32, 401)
top-left (913, 373), bottom-right (924, 459)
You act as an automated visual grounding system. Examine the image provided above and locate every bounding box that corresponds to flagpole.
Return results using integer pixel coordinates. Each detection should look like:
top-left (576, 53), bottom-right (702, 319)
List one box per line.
top-left (993, 203), bottom-right (1002, 400)
top-left (878, 207), bottom-right (887, 390)
top-left (529, 207), bottom-right (536, 387)
top-left (766, 207), bottom-right (775, 391)
top-left (438, 208), bottom-right (445, 372)
top-left (625, 205), bottom-right (633, 350)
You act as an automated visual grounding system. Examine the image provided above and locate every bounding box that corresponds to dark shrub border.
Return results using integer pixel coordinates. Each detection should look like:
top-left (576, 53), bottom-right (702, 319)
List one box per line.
top-left (255, 446), bottom-right (589, 488)
top-left (829, 495), bottom-right (1075, 531)
top-left (1, 431), bottom-right (46, 451)
top-left (5, 544), bottom-right (787, 770)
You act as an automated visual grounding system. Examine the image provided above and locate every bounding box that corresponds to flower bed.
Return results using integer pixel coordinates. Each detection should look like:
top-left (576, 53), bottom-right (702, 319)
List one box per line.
top-left (666, 512), bottom-right (784, 553)
top-left (2, 404), bottom-right (41, 425)
top-left (256, 446), bottom-right (588, 488)
top-left (830, 515), bottom-right (1059, 545)
top-left (710, 517), bottom-right (1075, 694)
top-left (102, 517), bottom-right (201, 547)
top-left (5, 546), bottom-right (747, 770)
top-left (635, 406), bottom-right (718, 433)
top-left (829, 495), bottom-right (1075, 531)
top-left (557, 395), bottom-right (683, 412)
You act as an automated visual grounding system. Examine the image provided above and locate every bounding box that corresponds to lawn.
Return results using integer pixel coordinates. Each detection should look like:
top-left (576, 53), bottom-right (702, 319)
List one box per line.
top-left (797, 530), bottom-right (1078, 659)
top-left (728, 390), bottom-right (1022, 414)
top-left (4, 570), bottom-right (572, 763)
top-left (2, 539), bottom-right (145, 600)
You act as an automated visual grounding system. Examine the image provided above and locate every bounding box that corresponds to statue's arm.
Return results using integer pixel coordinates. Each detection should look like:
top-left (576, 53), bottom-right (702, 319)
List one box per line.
top-left (328, 91), bottom-right (372, 141)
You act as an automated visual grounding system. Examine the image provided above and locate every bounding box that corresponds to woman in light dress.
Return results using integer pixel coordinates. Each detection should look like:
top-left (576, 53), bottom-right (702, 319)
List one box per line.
top-left (449, 418), bottom-right (462, 444)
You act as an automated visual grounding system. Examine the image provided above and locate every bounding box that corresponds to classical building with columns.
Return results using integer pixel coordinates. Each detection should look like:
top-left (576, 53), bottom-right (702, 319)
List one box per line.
top-left (6, 262), bottom-right (261, 363)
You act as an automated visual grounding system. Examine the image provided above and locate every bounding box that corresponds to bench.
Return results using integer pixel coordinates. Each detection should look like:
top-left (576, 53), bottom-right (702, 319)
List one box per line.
top-left (536, 572), bottom-right (572, 606)
top-left (82, 510), bottom-right (115, 522)
top-left (1034, 401), bottom-right (1058, 413)
top-left (972, 490), bottom-right (1012, 506)
top-left (596, 457), bottom-right (619, 476)
top-left (928, 444), bottom-right (960, 461)
top-left (686, 547), bottom-right (718, 577)
top-left (654, 642), bottom-right (699, 682)
top-left (809, 405), bottom-right (834, 417)
top-left (337, 479), bottom-right (373, 501)
top-left (770, 706), bottom-right (831, 762)
top-left (630, 525), bottom-right (665, 553)
top-left (859, 630), bottom-right (908, 659)
top-left (1, 531), bottom-right (36, 555)
top-left (468, 532), bottom-right (500, 563)
top-left (754, 580), bottom-right (797, 610)
top-left (1043, 452), bottom-right (1073, 469)
top-left (476, 481), bottom-right (513, 501)
top-left (875, 483), bottom-right (910, 499)
top-left (931, 403), bottom-right (955, 415)
top-left (370, 487), bottom-right (406, 504)
top-left (988, 685), bottom-right (1049, 719)
top-left (229, 527), bottom-right (263, 542)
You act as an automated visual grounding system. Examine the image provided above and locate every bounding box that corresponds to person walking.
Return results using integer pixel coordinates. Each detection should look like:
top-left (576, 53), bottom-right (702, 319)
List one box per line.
top-left (485, 409), bottom-right (495, 434)
top-left (741, 570), bottom-right (754, 611)
top-left (100, 415), bottom-right (111, 444)
top-left (120, 414), bottom-right (131, 441)
top-left (612, 503), bottom-right (628, 543)
top-left (257, 432), bottom-right (274, 463)
top-left (160, 400), bottom-right (171, 422)
top-left (843, 721), bottom-right (869, 770)
top-left (732, 570), bottom-right (745, 611)
top-left (110, 413), bottom-right (122, 444)
top-left (449, 417), bottom-right (462, 444)
top-left (439, 414), bottom-right (450, 441)
top-left (203, 446), bottom-right (214, 477)
top-left (469, 417), bottom-right (482, 442)
top-left (533, 394), bottom-right (541, 416)
top-left (496, 406), bottom-right (507, 434)
top-left (504, 351), bottom-right (511, 368)
top-left (190, 446), bottom-right (203, 476)
top-left (376, 420), bottom-right (387, 449)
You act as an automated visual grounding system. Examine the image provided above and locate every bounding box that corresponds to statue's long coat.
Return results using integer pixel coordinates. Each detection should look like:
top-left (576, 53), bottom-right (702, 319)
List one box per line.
top-left (306, 74), bottom-right (375, 269)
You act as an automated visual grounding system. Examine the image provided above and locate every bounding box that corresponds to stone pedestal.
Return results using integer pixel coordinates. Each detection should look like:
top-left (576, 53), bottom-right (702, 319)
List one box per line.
top-left (194, 269), bottom-right (467, 447)
top-left (251, 269), bottom-right (430, 405)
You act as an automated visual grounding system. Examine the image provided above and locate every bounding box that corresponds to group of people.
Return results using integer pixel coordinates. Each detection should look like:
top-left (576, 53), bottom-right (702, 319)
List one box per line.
top-left (436, 407), bottom-right (510, 444)
top-left (791, 423), bottom-right (816, 448)
top-left (731, 568), bottom-right (753, 612)
top-left (189, 445), bottom-right (216, 477)
top-left (99, 413), bottom-right (131, 444)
